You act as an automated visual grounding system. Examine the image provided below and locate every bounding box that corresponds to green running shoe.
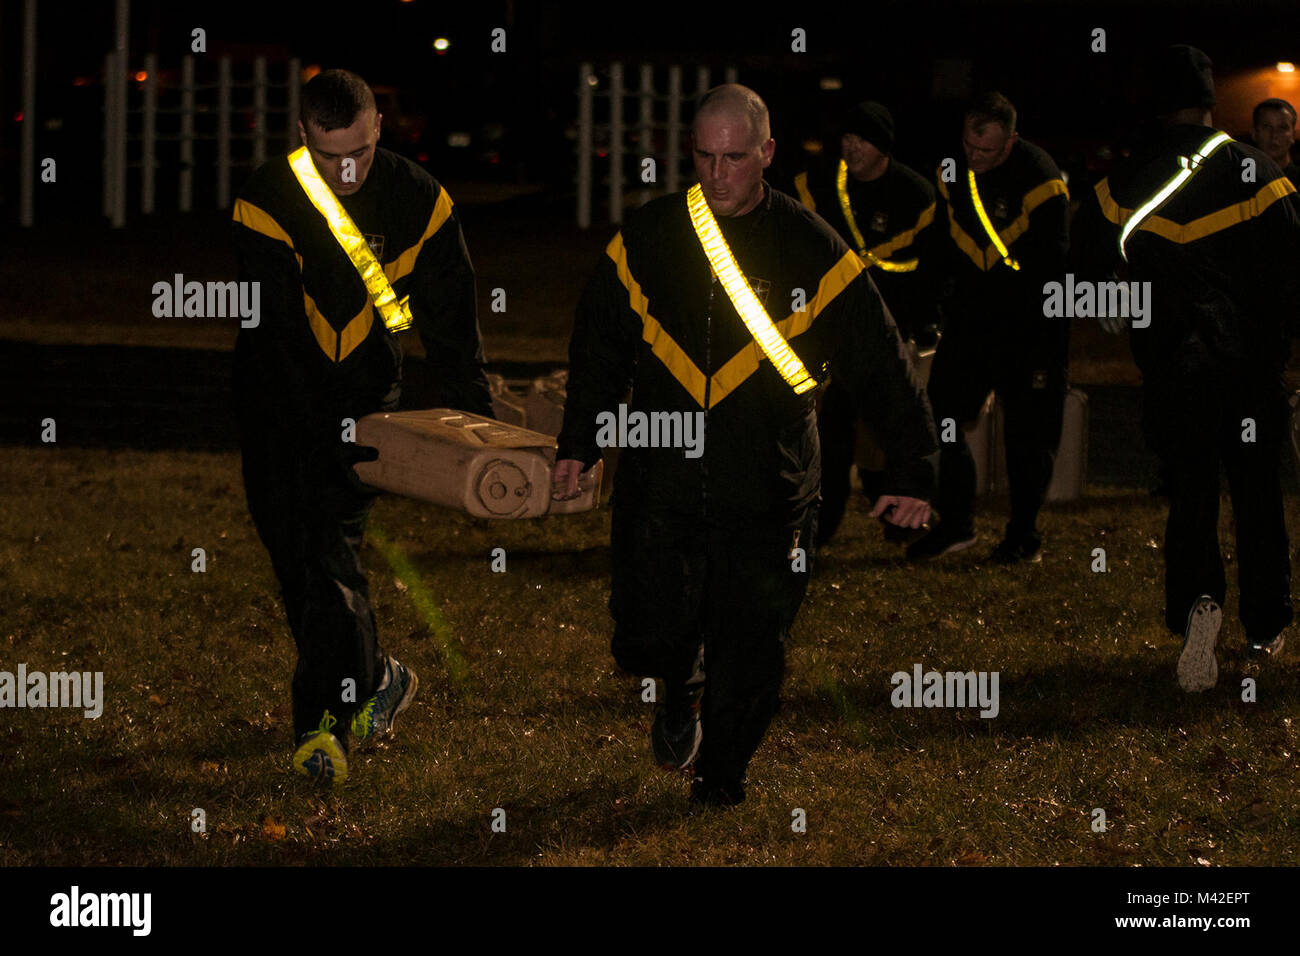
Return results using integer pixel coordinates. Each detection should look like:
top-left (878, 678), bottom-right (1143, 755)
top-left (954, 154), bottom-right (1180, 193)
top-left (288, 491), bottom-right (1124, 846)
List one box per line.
top-left (293, 710), bottom-right (348, 785)
top-left (350, 656), bottom-right (419, 742)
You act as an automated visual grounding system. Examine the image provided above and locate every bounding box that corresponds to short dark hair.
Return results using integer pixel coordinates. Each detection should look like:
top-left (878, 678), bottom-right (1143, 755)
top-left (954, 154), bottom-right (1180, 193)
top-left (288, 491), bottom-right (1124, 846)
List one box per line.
top-left (1253, 97), bottom-right (1297, 128)
top-left (300, 69), bottom-right (376, 131)
top-left (965, 91), bottom-right (1017, 135)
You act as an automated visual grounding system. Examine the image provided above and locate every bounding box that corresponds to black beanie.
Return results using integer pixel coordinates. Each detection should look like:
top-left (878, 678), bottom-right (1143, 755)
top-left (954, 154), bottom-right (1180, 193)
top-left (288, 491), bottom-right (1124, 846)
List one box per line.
top-left (841, 100), bottom-right (895, 154)
top-left (1147, 44), bottom-right (1216, 115)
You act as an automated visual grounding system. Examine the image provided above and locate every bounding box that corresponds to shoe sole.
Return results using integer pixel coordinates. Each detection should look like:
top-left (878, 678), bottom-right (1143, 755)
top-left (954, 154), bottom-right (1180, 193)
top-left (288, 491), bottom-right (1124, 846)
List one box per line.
top-left (655, 719), bottom-right (702, 771)
top-left (386, 669), bottom-right (419, 736)
top-left (909, 536), bottom-right (978, 561)
top-left (1178, 597), bottom-right (1221, 692)
top-left (293, 734), bottom-right (348, 785)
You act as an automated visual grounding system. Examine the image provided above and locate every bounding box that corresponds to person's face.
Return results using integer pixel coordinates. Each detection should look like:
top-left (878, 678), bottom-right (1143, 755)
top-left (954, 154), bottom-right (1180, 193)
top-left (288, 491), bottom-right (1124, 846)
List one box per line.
top-left (841, 132), bottom-right (886, 179)
top-left (1253, 107), bottom-right (1295, 166)
top-left (962, 118), bottom-right (1017, 173)
top-left (297, 109), bottom-right (382, 196)
top-left (692, 111), bottom-right (774, 217)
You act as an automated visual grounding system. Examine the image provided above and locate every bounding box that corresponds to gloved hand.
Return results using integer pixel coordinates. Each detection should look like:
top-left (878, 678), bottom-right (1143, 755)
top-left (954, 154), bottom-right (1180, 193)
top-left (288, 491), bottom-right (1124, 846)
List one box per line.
top-left (305, 439), bottom-right (380, 494)
top-left (1099, 313), bottom-right (1128, 335)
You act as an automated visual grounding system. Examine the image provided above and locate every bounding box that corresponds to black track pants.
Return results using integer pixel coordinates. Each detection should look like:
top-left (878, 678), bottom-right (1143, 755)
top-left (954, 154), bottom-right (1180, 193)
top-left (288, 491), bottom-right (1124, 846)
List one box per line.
top-left (609, 503), bottom-right (818, 789)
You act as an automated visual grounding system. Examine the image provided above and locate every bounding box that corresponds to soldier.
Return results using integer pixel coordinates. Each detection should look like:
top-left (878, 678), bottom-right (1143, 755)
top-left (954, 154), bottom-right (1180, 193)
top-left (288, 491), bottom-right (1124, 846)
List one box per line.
top-left (1252, 97), bottom-right (1300, 187)
top-left (553, 85), bottom-right (937, 807)
top-left (793, 101), bottom-right (940, 545)
top-left (906, 92), bottom-right (1071, 564)
top-left (1073, 46), bottom-right (1300, 689)
top-left (232, 69), bottom-right (492, 782)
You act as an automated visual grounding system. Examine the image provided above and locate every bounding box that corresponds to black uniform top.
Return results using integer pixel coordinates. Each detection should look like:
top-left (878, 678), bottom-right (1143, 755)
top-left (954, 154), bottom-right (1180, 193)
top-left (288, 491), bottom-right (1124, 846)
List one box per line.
top-left (231, 146), bottom-right (492, 449)
top-left (929, 138), bottom-right (1070, 326)
top-left (792, 157), bottom-right (939, 335)
top-left (557, 182), bottom-right (938, 522)
top-left (1072, 124), bottom-right (1300, 379)
top-left (1283, 161), bottom-right (1300, 190)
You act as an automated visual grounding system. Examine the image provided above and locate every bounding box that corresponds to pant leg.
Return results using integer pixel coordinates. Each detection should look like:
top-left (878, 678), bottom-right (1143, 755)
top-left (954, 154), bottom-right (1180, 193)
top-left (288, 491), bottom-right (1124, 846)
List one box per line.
top-left (925, 330), bottom-right (993, 535)
top-left (238, 414), bottom-right (384, 746)
top-left (608, 504), bottom-right (707, 687)
top-left (693, 504), bottom-right (818, 791)
top-left (815, 380), bottom-right (857, 546)
top-left (1224, 381), bottom-right (1293, 643)
top-left (1144, 377), bottom-right (1227, 634)
top-left (997, 367), bottom-right (1066, 542)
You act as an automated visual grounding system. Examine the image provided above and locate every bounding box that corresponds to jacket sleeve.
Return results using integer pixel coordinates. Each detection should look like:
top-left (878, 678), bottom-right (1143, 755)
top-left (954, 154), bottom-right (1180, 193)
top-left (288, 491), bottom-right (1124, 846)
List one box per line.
top-left (232, 208), bottom-right (337, 452)
top-left (1068, 176), bottom-right (1123, 282)
top-left (821, 271), bottom-right (939, 500)
top-left (1013, 180), bottom-right (1070, 283)
top-left (408, 189), bottom-right (494, 418)
top-left (556, 238), bottom-right (642, 467)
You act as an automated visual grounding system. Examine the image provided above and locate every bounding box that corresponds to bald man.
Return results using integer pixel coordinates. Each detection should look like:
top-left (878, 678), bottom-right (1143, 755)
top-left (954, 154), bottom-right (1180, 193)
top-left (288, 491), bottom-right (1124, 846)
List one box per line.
top-left (554, 85), bottom-right (937, 807)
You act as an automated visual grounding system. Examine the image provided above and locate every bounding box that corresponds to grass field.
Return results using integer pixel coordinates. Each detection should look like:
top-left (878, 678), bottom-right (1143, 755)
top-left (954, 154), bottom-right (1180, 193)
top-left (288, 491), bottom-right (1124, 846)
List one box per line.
top-left (1, 446), bottom-right (1298, 866)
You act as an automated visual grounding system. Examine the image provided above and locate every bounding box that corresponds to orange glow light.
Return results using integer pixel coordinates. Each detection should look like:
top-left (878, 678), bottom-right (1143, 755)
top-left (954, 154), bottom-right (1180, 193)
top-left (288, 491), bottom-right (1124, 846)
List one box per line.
top-left (1278, 62), bottom-right (1296, 73)
top-left (134, 70), bottom-right (148, 82)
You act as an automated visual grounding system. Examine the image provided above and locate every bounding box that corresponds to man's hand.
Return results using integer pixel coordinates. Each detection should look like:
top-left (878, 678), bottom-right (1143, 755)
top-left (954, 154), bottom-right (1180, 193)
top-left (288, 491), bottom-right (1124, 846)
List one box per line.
top-left (870, 495), bottom-right (931, 529)
top-left (552, 458), bottom-right (585, 501)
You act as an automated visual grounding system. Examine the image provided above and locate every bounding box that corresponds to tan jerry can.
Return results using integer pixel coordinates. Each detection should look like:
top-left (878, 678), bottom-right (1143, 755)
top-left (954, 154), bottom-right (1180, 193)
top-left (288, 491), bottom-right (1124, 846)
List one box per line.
top-left (987, 387), bottom-right (1088, 502)
top-left (486, 373), bottom-right (528, 427)
top-left (352, 409), bottom-right (602, 518)
top-left (525, 370), bottom-right (568, 437)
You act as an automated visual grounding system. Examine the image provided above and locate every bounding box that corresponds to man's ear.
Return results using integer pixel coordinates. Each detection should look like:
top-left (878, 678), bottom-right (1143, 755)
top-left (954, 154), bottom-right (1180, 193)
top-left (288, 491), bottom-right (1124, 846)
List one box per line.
top-left (374, 112), bottom-right (383, 141)
top-left (760, 137), bottom-right (775, 167)
top-left (296, 120), bottom-right (307, 148)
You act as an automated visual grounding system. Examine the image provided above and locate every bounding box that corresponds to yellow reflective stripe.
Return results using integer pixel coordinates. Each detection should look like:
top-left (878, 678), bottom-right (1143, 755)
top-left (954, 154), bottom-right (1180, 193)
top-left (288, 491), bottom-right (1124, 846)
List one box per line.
top-left (606, 233), bottom-right (708, 407)
top-left (1131, 175), bottom-right (1295, 245)
top-left (384, 188), bottom-right (455, 285)
top-left (1094, 177), bottom-right (1130, 225)
top-left (233, 199), bottom-right (295, 249)
top-left (287, 146), bottom-right (414, 333)
top-left (968, 170), bottom-right (1019, 270)
top-left (1119, 132), bottom-right (1233, 259)
top-left (301, 291), bottom-right (375, 364)
top-left (687, 184), bottom-right (817, 395)
top-left (793, 172), bottom-right (816, 212)
top-left (302, 289), bottom-right (339, 361)
top-left (708, 250), bottom-right (862, 406)
top-left (836, 160), bottom-right (870, 255)
top-left (337, 301), bottom-right (375, 361)
top-left (1000, 178), bottom-right (1069, 247)
top-left (862, 201), bottom-right (934, 272)
top-left (948, 217), bottom-right (993, 269)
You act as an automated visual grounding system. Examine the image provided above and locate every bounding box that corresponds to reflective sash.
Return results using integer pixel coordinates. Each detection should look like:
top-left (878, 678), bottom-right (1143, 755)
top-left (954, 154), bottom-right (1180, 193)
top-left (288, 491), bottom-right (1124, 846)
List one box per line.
top-left (967, 169), bottom-right (1019, 271)
top-left (836, 160), bottom-right (918, 272)
top-left (1119, 131), bottom-right (1233, 260)
top-left (686, 184), bottom-right (817, 395)
top-left (287, 146), bottom-right (414, 332)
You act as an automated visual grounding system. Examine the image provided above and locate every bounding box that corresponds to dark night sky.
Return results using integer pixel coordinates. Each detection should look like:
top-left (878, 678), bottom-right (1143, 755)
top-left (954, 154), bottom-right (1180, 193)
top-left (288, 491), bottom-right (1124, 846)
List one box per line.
top-left (2, 0), bottom-right (1298, 216)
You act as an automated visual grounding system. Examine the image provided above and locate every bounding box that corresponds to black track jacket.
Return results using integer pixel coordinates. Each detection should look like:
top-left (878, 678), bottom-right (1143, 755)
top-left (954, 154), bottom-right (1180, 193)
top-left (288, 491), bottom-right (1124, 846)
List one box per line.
top-left (557, 183), bottom-right (938, 523)
top-left (231, 147), bottom-right (492, 450)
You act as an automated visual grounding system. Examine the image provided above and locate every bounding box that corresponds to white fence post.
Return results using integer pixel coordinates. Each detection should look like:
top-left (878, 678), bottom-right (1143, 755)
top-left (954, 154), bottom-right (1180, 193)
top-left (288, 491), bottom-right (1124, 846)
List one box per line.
top-left (179, 55), bottom-right (194, 212)
top-left (666, 65), bottom-right (682, 195)
top-left (577, 62), bottom-right (593, 230)
top-left (141, 52), bottom-right (157, 214)
top-left (19, 0), bottom-right (36, 227)
top-left (217, 56), bottom-right (231, 209)
top-left (609, 61), bottom-right (624, 224)
top-left (253, 56), bottom-right (267, 167)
